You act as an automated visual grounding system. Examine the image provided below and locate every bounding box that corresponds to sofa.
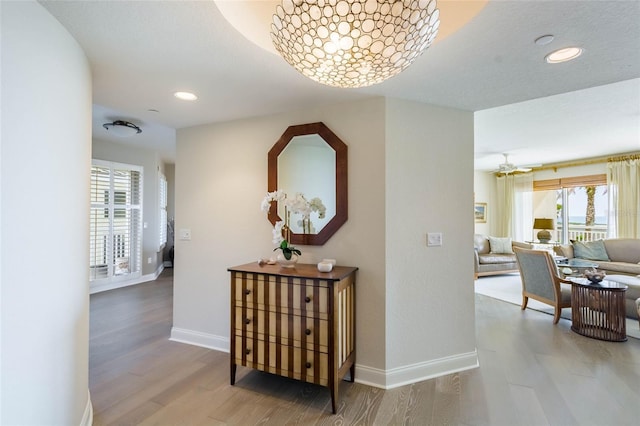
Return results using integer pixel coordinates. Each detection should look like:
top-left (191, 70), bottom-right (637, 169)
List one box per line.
top-left (554, 239), bottom-right (640, 276)
top-left (554, 238), bottom-right (640, 319)
top-left (474, 234), bottom-right (532, 279)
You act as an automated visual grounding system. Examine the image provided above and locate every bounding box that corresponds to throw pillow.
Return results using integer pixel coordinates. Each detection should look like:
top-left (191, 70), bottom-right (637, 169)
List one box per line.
top-left (488, 236), bottom-right (513, 254)
top-left (571, 240), bottom-right (610, 261)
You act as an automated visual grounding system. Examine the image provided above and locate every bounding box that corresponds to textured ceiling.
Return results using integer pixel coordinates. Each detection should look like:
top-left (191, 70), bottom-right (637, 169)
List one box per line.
top-left (40, 0), bottom-right (640, 166)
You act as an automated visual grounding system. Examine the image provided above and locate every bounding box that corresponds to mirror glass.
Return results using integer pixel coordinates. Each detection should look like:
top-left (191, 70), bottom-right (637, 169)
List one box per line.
top-left (268, 122), bottom-right (348, 246)
top-left (277, 134), bottom-right (336, 234)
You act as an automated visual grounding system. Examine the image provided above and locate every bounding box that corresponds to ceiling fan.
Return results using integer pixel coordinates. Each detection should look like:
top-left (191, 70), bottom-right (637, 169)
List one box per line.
top-left (493, 154), bottom-right (538, 174)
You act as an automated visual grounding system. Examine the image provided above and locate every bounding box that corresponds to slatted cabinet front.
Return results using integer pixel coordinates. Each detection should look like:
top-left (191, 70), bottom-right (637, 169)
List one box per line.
top-left (229, 263), bottom-right (357, 414)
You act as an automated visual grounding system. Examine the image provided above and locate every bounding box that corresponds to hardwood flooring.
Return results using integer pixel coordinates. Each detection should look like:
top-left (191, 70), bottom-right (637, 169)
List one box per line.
top-left (90, 269), bottom-right (640, 425)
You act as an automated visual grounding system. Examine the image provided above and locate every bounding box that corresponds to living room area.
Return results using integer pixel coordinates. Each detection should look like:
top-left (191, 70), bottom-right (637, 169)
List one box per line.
top-left (473, 113), bottom-right (640, 340)
top-left (470, 42), bottom-right (640, 338)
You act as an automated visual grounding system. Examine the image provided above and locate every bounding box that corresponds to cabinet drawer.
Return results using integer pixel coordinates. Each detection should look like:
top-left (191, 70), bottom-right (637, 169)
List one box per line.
top-left (233, 274), bottom-right (329, 319)
top-left (234, 308), bottom-right (328, 353)
top-left (235, 337), bottom-right (328, 386)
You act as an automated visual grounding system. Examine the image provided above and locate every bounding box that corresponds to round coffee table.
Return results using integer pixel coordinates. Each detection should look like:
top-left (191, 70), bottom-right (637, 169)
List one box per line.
top-left (557, 259), bottom-right (599, 278)
top-left (568, 278), bottom-right (628, 342)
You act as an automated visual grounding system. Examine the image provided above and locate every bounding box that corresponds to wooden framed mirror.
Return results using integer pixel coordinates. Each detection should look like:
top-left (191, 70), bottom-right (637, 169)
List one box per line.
top-left (267, 122), bottom-right (348, 245)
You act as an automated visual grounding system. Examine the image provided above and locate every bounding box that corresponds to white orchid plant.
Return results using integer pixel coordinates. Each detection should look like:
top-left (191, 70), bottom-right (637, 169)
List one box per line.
top-left (260, 190), bottom-right (326, 259)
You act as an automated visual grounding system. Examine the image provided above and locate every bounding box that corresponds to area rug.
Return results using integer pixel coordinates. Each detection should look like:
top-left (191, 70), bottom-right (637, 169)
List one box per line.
top-left (474, 273), bottom-right (640, 340)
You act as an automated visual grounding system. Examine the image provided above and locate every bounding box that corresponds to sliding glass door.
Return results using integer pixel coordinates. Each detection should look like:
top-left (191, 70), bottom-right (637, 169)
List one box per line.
top-left (556, 185), bottom-right (609, 243)
top-left (533, 175), bottom-right (609, 243)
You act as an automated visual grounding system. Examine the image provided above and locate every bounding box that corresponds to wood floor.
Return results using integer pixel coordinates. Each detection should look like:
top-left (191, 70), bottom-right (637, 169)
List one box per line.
top-left (90, 269), bottom-right (640, 425)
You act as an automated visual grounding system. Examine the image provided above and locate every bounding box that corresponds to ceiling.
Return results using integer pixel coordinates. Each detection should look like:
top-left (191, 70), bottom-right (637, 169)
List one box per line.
top-left (40, 1), bottom-right (640, 166)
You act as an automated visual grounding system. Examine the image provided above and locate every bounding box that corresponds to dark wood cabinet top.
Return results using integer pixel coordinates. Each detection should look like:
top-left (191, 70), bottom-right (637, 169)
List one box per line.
top-left (228, 262), bottom-right (358, 281)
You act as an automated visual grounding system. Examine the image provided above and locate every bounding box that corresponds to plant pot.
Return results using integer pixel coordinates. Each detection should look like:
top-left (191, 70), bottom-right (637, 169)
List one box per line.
top-left (276, 253), bottom-right (298, 268)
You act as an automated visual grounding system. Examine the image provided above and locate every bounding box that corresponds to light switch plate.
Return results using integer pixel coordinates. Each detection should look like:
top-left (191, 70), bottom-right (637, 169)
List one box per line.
top-left (179, 228), bottom-right (192, 241)
top-left (427, 232), bottom-right (443, 247)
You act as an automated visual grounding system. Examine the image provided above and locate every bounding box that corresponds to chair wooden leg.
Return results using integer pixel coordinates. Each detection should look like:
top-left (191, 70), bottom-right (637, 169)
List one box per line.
top-left (521, 295), bottom-right (528, 310)
top-left (553, 308), bottom-right (561, 324)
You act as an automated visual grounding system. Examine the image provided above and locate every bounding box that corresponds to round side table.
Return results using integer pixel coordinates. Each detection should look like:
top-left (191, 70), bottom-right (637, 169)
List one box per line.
top-left (568, 278), bottom-right (628, 342)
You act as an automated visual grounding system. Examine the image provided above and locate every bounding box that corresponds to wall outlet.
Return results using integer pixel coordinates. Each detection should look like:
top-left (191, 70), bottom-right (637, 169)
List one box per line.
top-left (147, 257), bottom-right (153, 264)
top-left (179, 228), bottom-right (192, 240)
top-left (427, 232), bottom-right (443, 247)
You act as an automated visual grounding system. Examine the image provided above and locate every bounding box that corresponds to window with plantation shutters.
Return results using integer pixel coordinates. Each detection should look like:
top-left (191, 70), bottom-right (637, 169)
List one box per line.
top-left (90, 160), bottom-right (143, 282)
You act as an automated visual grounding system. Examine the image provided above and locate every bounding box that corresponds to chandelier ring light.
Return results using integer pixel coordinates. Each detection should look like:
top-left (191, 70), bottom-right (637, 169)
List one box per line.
top-left (270, 0), bottom-right (440, 88)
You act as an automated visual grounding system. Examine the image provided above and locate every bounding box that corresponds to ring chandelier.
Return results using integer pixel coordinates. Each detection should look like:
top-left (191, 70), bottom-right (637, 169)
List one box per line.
top-left (270, 0), bottom-right (440, 88)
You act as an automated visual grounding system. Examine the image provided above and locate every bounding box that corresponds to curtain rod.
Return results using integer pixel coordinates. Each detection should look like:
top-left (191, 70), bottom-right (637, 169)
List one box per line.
top-left (608, 153), bottom-right (640, 162)
top-left (530, 151), bottom-right (640, 172)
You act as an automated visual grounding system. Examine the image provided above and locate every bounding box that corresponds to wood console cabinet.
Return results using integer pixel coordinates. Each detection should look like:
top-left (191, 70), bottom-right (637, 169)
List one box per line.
top-left (228, 262), bottom-right (357, 413)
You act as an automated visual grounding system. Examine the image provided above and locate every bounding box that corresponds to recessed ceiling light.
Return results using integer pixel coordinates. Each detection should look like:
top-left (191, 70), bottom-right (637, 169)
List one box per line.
top-left (174, 91), bottom-right (198, 101)
top-left (534, 35), bottom-right (554, 46)
top-left (545, 47), bottom-right (583, 64)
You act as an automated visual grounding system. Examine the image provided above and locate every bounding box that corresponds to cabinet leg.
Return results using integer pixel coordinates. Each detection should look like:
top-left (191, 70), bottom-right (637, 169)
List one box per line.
top-left (230, 363), bottom-right (236, 385)
top-left (349, 363), bottom-right (355, 382)
top-left (330, 382), bottom-right (338, 414)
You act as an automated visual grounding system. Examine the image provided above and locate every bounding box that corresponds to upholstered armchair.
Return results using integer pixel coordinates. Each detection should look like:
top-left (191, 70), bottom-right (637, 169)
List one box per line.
top-left (514, 247), bottom-right (572, 324)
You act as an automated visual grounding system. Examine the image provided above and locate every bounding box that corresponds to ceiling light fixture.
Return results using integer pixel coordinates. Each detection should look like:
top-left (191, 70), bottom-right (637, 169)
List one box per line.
top-left (102, 120), bottom-right (142, 137)
top-left (174, 91), bottom-right (198, 101)
top-left (545, 47), bottom-right (583, 64)
top-left (270, 0), bottom-right (440, 88)
top-left (534, 34), bottom-right (554, 46)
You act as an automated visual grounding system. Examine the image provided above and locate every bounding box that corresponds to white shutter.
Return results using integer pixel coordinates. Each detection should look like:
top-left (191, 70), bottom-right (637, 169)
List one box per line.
top-left (90, 160), bottom-right (143, 282)
top-left (89, 166), bottom-right (111, 280)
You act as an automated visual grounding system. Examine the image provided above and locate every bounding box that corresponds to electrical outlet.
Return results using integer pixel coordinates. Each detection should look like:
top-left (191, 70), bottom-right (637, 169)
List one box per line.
top-left (427, 232), bottom-right (443, 247)
top-left (147, 257), bottom-right (153, 264)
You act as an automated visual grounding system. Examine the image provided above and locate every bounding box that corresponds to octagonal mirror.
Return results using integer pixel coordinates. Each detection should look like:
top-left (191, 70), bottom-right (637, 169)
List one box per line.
top-left (267, 122), bottom-right (348, 245)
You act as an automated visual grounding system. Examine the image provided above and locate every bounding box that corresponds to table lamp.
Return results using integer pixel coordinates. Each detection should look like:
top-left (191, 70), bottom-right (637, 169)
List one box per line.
top-left (533, 218), bottom-right (554, 243)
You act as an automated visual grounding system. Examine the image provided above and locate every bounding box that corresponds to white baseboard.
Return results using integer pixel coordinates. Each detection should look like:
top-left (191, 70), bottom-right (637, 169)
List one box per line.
top-left (90, 265), bottom-right (165, 294)
top-left (355, 349), bottom-right (479, 389)
top-left (170, 327), bottom-right (229, 353)
top-left (79, 389), bottom-right (93, 426)
top-left (167, 327), bottom-right (478, 390)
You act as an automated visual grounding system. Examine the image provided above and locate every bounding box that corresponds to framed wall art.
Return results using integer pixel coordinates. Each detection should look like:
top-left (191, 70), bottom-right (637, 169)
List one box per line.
top-left (474, 202), bottom-right (487, 223)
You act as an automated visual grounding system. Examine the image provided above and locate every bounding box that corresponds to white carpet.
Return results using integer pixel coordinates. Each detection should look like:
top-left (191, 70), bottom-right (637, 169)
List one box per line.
top-left (474, 273), bottom-right (640, 340)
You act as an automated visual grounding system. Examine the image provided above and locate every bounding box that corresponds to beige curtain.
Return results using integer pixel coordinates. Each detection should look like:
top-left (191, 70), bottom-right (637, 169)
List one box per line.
top-left (496, 173), bottom-right (533, 239)
top-left (495, 175), bottom-right (512, 237)
top-left (607, 156), bottom-right (640, 238)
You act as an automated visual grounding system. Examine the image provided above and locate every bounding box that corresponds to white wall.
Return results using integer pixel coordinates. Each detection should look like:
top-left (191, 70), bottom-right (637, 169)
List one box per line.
top-left (173, 98), bottom-right (388, 372)
top-left (473, 171), bottom-right (494, 235)
top-left (173, 97), bottom-right (478, 388)
top-left (163, 163), bottom-right (175, 263)
top-left (1, 1), bottom-right (92, 424)
top-left (93, 138), bottom-right (165, 278)
top-left (166, 163), bottom-right (176, 221)
top-left (385, 99), bottom-right (477, 384)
